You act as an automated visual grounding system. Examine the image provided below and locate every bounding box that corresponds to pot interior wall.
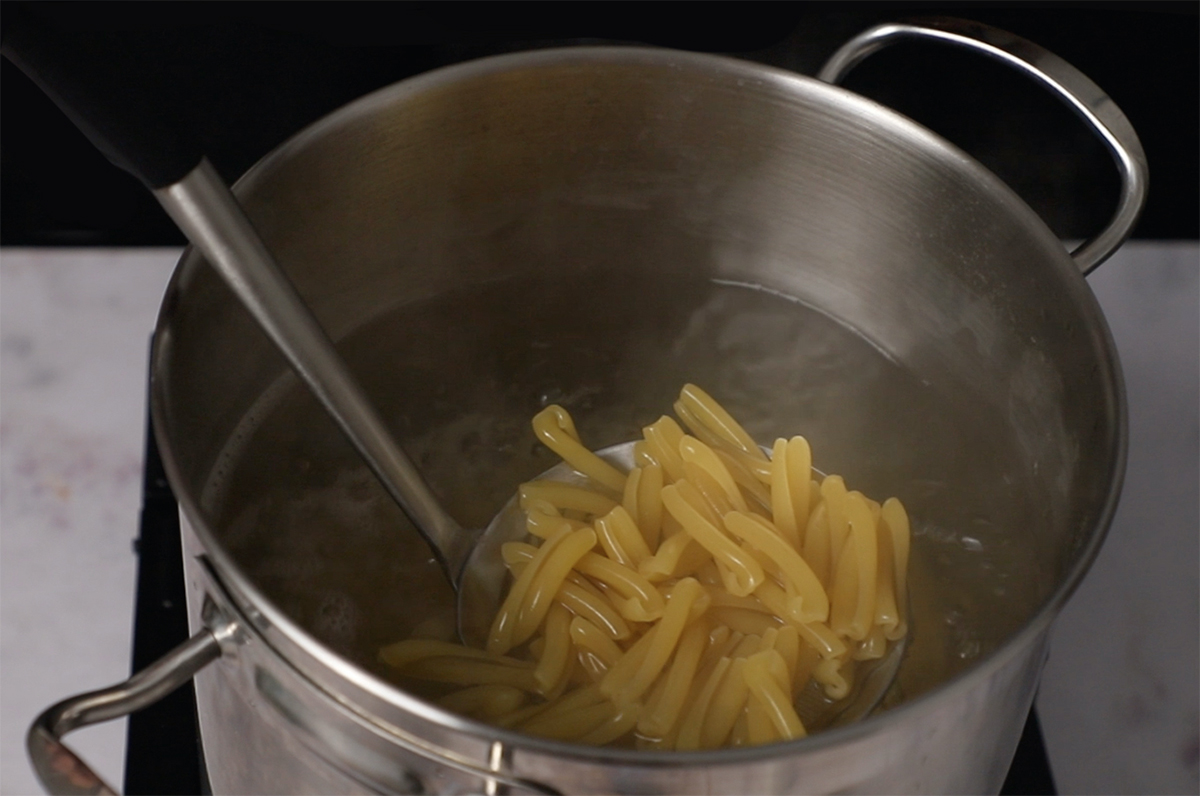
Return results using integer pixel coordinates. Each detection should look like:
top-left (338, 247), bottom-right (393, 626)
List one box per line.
top-left (153, 51), bottom-right (1120, 714)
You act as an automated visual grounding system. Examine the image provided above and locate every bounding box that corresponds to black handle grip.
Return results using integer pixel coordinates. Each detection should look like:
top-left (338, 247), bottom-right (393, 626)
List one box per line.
top-left (1, 3), bottom-right (203, 189)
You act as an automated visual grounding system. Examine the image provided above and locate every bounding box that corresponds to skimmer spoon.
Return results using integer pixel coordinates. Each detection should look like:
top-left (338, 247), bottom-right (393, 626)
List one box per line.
top-left (5, 13), bottom-right (903, 709)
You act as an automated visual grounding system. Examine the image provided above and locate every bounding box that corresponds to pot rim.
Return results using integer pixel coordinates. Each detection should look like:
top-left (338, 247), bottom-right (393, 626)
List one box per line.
top-left (151, 43), bottom-right (1128, 764)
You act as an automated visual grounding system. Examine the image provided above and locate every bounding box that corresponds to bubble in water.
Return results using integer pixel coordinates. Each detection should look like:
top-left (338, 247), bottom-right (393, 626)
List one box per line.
top-left (539, 388), bottom-right (566, 407)
top-left (312, 590), bottom-right (359, 647)
top-left (919, 524), bottom-right (958, 545)
top-left (960, 536), bottom-right (984, 552)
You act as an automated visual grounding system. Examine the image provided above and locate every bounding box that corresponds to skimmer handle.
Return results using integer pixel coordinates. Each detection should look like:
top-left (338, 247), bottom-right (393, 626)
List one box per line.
top-left (2, 7), bottom-right (474, 580)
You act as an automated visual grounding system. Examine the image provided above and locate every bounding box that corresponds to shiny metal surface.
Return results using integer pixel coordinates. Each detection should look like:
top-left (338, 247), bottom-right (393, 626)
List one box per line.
top-left (155, 159), bottom-right (474, 581)
top-left (182, 506), bottom-right (1050, 795)
top-left (818, 18), bottom-right (1148, 275)
top-left (134, 22), bottom-right (1138, 795)
top-left (27, 627), bottom-right (225, 795)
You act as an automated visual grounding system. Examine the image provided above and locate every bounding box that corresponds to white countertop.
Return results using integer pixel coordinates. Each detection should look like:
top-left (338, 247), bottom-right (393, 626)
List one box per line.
top-left (1, 243), bottom-right (1196, 795)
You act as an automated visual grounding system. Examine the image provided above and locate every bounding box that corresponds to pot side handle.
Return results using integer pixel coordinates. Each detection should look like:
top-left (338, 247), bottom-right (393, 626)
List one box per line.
top-left (27, 628), bottom-right (228, 796)
top-left (818, 17), bottom-right (1148, 276)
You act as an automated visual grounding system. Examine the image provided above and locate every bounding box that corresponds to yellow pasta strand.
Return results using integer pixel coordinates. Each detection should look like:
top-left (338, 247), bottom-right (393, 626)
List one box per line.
top-left (532, 405), bottom-right (627, 493)
top-left (639, 530), bottom-right (707, 582)
top-left (520, 481), bottom-right (618, 517)
top-left (701, 657), bottom-right (751, 748)
top-left (707, 590), bottom-right (773, 615)
top-left (786, 438), bottom-right (814, 544)
top-left (403, 657), bottom-right (540, 691)
top-left (844, 493), bottom-right (878, 641)
top-left (813, 657), bottom-right (851, 700)
top-left (521, 685), bottom-right (602, 725)
top-left (438, 684), bottom-right (529, 720)
top-left (662, 484), bottom-right (764, 597)
top-left (714, 449), bottom-right (773, 510)
top-left (821, 475), bottom-right (852, 565)
top-left (773, 625), bottom-right (801, 685)
top-left (854, 625), bottom-right (889, 661)
top-left (578, 704), bottom-right (640, 746)
top-left (523, 500), bottom-right (589, 540)
top-left (380, 639), bottom-right (531, 670)
top-left (594, 504), bottom-right (653, 567)
top-left (881, 497), bottom-right (911, 640)
top-left (565, 585), bottom-right (631, 641)
top-left (729, 631), bottom-right (764, 660)
top-left (724, 511), bottom-right (828, 623)
top-left (642, 416), bottom-right (687, 483)
top-left (771, 439), bottom-right (799, 549)
top-left (873, 508), bottom-right (901, 637)
top-left (708, 627), bottom-right (743, 661)
top-left (770, 436), bottom-right (813, 550)
top-left (621, 466), bottom-right (642, 522)
top-left (635, 464), bottom-right (665, 549)
top-left (668, 478), bottom-right (723, 528)
top-left (803, 500), bottom-right (832, 590)
top-left (493, 699), bottom-right (555, 729)
top-left (828, 525), bottom-right (860, 640)
top-left (708, 606), bottom-right (782, 637)
top-left (504, 545), bottom-right (633, 641)
top-left (613, 578), bottom-right (709, 705)
top-left (598, 624), bottom-right (659, 703)
top-left (675, 656), bottom-right (732, 750)
top-left (637, 618), bottom-right (709, 739)
top-left (569, 615), bottom-right (625, 670)
top-left (797, 620), bottom-right (848, 661)
top-left (793, 644), bottom-right (821, 694)
top-left (522, 700), bottom-right (614, 741)
top-left (577, 649), bottom-right (611, 682)
top-left (633, 441), bottom-right (658, 470)
top-left (744, 650), bottom-right (806, 740)
top-left (575, 552), bottom-right (665, 622)
top-left (673, 399), bottom-right (740, 458)
top-left (746, 692), bottom-right (779, 745)
top-left (512, 528), bottom-right (599, 649)
top-left (489, 527), bottom-right (581, 654)
top-left (534, 604), bottom-right (574, 695)
top-left (682, 460), bottom-right (737, 521)
top-left (679, 436), bottom-right (749, 513)
top-left (677, 383), bottom-right (766, 460)
top-left (729, 708), bottom-right (751, 747)
top-left (749, 580), bottom-right (847, 660)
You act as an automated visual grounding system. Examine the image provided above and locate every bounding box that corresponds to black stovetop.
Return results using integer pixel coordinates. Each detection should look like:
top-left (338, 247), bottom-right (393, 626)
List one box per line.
top-left (122, 392), bottom-right (1056, 796)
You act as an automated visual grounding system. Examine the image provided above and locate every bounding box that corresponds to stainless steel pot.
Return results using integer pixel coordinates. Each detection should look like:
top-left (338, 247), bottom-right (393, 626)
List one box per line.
top-left (30, 19), bottom-right (1145, 795)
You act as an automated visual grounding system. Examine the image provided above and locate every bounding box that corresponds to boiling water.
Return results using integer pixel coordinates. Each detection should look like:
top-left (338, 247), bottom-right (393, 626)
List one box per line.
top-left (213, 276), bottom-right (1055, 709)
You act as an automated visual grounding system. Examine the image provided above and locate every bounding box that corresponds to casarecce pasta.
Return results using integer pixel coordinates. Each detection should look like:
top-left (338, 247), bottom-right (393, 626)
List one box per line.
top-left (381, 384), bottom-right (910, 749)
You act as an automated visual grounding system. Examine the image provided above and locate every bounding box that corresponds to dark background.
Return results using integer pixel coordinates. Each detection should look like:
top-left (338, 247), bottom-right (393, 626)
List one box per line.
top-left (3, 1), bottom-right (1197, 246)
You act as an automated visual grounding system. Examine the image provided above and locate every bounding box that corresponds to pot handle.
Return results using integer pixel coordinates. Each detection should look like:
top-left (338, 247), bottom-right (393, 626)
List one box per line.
top-left (818, 17), bottom-right (1148, 276)
top-left (27, 624), bottom-right (232, 795)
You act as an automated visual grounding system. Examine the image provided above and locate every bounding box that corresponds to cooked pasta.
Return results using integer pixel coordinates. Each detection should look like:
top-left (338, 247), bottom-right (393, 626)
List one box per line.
top-left (381, 384), bottom-right (911, 750)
